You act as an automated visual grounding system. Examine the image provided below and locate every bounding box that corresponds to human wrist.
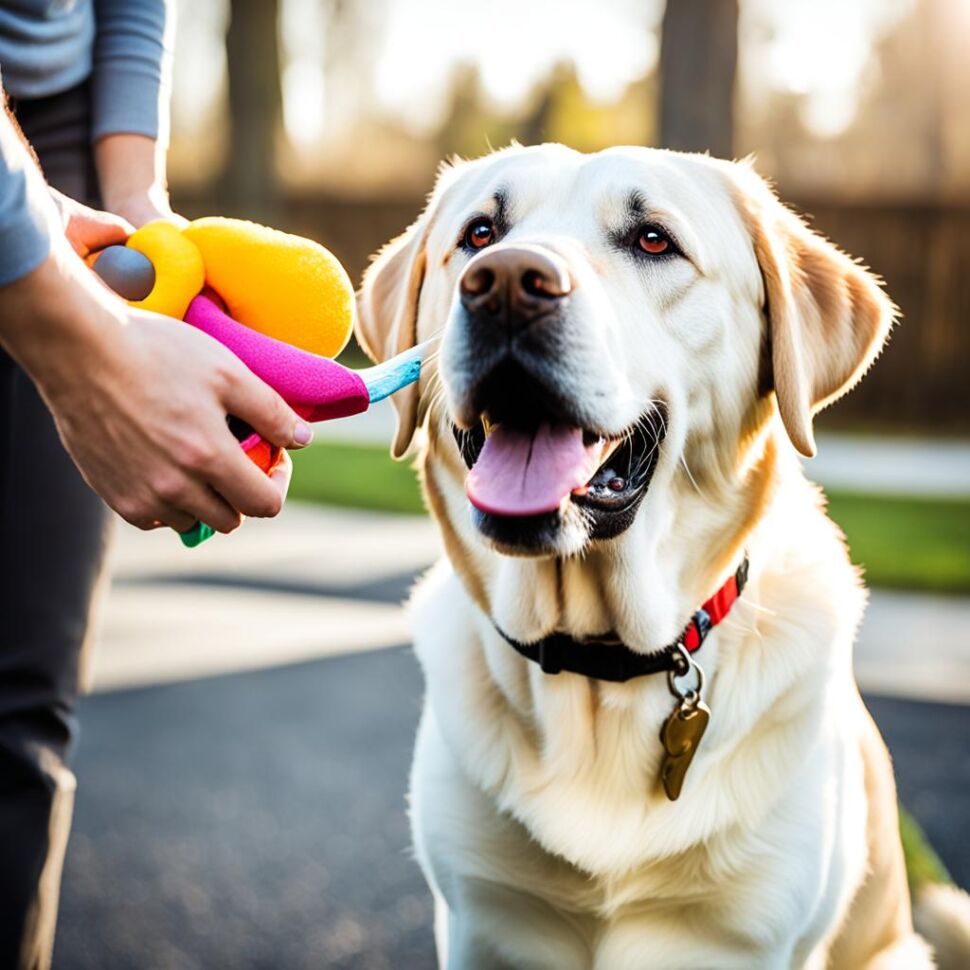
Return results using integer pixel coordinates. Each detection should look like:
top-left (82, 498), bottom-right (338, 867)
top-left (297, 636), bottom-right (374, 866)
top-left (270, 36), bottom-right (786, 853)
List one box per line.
top-left (105, 182), bottom-right (176, 228)
top-left (0, 243), bottom-right (124, 398)
top-left (95, 133), bottom-right (177, 228)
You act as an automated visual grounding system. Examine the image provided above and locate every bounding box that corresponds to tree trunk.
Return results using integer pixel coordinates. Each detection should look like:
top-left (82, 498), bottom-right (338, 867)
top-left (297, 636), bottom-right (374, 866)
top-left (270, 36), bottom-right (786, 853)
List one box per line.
top-left (224, 0), bottom-right (282, 220)
top-left (659, 0), bottom-right (738, 157)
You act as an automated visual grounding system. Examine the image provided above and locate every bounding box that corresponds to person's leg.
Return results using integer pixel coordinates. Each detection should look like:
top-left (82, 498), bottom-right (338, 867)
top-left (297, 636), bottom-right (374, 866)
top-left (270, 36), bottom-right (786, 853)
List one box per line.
top-left (0, 81), bottom-right (113, 970)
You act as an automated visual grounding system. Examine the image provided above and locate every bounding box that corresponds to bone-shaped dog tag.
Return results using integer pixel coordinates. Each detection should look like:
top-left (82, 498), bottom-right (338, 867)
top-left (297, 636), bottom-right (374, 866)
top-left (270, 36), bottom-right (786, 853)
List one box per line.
top-left (660, 701), bottom-right (710, 801)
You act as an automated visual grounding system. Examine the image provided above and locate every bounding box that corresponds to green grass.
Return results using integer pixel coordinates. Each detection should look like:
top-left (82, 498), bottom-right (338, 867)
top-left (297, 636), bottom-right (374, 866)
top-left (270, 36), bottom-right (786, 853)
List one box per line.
top-left (289, 440), bottom-right (424, 515)
top-left (289, 442), bottom-right (970, 593)
top-left (826, 492), bottom-right (970, 594)
top-left (900, 807), bottom-right (952, 891)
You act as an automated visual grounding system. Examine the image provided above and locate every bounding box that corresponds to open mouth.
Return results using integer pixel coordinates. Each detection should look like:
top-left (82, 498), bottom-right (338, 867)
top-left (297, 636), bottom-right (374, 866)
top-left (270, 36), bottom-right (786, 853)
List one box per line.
top-left (453, 405), bottom-right (667, 551)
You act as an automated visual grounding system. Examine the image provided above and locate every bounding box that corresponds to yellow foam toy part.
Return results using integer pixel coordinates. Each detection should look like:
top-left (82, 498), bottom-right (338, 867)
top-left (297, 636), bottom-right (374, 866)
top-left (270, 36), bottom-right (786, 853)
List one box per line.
top-left (126, 221), bottom-right (205, 320)
top-left (182, 217), bottom-right (354, 359)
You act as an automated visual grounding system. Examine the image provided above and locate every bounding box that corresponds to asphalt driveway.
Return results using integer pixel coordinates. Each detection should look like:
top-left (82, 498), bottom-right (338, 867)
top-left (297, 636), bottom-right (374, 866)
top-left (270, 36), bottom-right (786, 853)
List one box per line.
top-left (55, 645), bottom-right (970, 970)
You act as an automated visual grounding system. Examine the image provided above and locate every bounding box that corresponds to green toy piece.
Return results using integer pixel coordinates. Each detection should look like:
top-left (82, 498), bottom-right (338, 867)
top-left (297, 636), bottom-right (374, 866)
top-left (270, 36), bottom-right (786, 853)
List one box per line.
top-left (179, 522), bottom-right (216, 548)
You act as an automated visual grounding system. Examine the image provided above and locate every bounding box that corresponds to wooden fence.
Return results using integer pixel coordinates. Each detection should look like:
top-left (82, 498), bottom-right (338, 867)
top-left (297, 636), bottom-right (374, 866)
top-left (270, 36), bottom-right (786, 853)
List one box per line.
top-left (177, 191), bottom-right (970, 433)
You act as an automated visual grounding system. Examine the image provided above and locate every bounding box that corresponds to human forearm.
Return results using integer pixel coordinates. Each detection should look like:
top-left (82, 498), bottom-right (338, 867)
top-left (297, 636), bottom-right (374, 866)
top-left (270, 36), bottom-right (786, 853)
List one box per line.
top-left (0, 241), bottom-right (121, 394)
top-left (94, 131), bottom-right (178, 227)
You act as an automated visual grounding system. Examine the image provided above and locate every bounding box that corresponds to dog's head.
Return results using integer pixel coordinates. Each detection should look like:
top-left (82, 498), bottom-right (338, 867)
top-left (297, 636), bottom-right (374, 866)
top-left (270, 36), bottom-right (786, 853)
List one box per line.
top-left (358, 145), bottom-right (894, 634)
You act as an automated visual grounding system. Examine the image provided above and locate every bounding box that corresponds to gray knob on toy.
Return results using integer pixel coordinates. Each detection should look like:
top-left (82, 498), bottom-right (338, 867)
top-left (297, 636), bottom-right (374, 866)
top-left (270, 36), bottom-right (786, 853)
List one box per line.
top-left (92, 245), bottom-right (156, 302)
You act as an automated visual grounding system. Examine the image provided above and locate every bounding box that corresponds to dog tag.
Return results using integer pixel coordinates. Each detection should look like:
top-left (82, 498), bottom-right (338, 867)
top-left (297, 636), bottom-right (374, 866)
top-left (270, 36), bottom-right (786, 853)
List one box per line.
top-left (660, 701), bottom-right (710, 801)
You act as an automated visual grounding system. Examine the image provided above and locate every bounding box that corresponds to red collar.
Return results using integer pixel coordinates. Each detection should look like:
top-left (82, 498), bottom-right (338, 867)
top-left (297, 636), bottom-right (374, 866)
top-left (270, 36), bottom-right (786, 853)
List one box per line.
top-left (492, 557), bottom-right (749, 683)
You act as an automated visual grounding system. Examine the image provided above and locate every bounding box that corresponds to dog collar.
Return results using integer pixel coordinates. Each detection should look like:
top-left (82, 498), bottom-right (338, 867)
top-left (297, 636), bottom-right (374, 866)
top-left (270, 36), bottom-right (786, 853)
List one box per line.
top-left (492, 557), bottom-right (749, 683)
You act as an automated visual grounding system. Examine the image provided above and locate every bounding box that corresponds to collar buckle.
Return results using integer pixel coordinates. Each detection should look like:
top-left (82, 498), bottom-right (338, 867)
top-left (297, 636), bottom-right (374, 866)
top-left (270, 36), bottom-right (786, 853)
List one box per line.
top-left (693, 607), bottom-right (713, 644)
top-left (538, 634), bottom-right (567, 675)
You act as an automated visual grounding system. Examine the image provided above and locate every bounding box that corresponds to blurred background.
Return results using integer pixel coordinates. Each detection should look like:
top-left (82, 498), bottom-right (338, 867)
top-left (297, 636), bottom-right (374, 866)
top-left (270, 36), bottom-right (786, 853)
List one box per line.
top-left (56, 1), bottom-right (970, 967)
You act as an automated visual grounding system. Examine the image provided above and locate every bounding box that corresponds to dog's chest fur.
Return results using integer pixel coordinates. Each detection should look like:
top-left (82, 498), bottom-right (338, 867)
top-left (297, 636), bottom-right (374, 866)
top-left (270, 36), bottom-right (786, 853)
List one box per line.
top-left (408, 474), bottom-right (871, 965)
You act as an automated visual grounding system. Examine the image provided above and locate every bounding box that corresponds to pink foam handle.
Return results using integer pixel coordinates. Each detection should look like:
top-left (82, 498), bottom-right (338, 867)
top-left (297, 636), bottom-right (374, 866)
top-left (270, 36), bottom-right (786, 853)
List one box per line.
top-left (184, 294), bottom-right (369, 421)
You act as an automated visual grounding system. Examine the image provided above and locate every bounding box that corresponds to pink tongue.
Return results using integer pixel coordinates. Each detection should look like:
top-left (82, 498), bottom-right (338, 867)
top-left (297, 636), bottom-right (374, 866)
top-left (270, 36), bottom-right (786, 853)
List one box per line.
top-left (466, 423), bottom-right (602, 517)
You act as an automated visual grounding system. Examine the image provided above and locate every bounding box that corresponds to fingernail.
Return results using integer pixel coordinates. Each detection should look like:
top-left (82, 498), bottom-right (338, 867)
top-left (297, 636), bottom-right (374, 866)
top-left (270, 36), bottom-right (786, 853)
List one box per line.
top-left (293, 421), bottom-right (313, 446)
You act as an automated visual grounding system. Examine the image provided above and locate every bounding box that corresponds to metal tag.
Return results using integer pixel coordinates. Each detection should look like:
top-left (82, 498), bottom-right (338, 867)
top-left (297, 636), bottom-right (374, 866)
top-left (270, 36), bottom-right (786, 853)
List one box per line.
top-left (659, 700), bottom-right (710, 801)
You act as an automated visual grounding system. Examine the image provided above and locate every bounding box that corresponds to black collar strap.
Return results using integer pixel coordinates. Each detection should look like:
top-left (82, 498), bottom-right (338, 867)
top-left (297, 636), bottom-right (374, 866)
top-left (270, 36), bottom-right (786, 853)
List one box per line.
top-left (492, 557), bottom-right (749, 684)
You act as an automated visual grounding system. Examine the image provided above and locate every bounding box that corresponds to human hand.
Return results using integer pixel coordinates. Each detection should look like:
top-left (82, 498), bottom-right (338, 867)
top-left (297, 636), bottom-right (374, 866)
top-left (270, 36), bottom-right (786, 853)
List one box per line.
top-left (1, 245), bottom-right (312, 534)
top-left (108, 182), bottom-right (188, 230)
top-left (50, 188), bottom-right (134, 258)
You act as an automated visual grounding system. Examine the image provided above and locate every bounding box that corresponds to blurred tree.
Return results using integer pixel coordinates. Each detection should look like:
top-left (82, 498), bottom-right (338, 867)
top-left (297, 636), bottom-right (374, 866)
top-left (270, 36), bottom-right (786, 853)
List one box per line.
top-left (537, 62), bottom-right (655, 151)
top-left (659, 0), bottom-right (738, 156)
top-left (318, 0), bottom-right (384, 137)
top-left (435, 60), bottom-right (656, 162)
top-left (225, 0), bottom-right (282, 219)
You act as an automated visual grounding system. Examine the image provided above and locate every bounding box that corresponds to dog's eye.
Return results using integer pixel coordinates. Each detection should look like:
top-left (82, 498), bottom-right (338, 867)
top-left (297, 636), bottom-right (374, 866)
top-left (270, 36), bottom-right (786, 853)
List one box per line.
top-left (637, 226), bottom-right (674, 256)
top-left (463, 217), bottom-right (495, 251)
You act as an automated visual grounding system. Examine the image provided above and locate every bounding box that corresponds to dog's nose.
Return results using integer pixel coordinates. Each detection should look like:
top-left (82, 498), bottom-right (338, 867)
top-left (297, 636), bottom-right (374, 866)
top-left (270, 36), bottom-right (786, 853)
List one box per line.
top-left (459, 245), bottom-right (572, 326)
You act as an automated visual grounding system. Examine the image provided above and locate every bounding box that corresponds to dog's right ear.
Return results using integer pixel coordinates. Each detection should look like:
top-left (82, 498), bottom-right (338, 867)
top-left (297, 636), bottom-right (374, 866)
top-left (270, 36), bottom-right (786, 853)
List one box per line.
top-left (357, 215), bottom-right (430, 458)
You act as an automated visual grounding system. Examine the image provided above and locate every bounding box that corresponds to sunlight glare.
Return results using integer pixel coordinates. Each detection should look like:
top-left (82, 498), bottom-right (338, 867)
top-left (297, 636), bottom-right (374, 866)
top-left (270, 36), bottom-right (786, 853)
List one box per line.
top-left (750, 0), bottom-right (916, 139)
top-left (373, 0), bottom-right (662, 135)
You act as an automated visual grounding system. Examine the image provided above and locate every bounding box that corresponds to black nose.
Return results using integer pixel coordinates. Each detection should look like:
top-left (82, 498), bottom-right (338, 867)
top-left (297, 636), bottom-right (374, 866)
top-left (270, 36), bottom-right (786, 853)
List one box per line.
top-left (459, 245), bottom-right (572, 328)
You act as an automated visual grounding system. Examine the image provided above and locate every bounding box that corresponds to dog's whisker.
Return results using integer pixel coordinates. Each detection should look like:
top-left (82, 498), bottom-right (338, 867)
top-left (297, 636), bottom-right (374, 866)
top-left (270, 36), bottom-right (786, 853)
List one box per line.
top-left (679, 455), bottom-right (702, 494)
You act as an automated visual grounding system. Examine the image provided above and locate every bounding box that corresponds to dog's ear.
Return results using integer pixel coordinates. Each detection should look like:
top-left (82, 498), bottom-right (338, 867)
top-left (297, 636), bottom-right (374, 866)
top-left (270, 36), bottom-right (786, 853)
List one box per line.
top-left (732, 166), bottom-right (897, 457)
top-left (357, 214), bottom-right (431, 458)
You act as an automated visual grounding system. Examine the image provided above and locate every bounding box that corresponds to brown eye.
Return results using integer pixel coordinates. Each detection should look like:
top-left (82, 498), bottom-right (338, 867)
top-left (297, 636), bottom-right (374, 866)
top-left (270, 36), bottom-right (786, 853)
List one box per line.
top-left (638, 226), bottom-right (672, 256)
top-left (464, 217), bottom-right (495, 250)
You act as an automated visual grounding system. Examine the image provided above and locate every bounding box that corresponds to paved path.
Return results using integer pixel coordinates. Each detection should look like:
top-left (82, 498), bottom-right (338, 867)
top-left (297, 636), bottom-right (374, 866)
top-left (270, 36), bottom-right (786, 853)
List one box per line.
top-left (93, 505), bottom-right (439, 692)
top-left (805, 433), bottom-right (970, 497)
top-left (93, 504), bottom-right (970, 704)
top-left (56, 649), bottom-right (969, 970)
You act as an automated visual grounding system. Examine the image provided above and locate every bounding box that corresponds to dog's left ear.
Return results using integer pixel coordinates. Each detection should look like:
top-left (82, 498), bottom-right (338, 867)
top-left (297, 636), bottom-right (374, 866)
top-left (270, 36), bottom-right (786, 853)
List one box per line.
top-left (357, 215), bottom-right (430, 458)
top-left (731, 165), bottom-right (897, 457)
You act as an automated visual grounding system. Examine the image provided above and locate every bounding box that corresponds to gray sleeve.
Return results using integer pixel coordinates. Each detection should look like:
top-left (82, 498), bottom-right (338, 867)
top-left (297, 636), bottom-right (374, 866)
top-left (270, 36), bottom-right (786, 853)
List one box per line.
top-left (91, 0), bottom-right (175, 143)
top-left (0, 109), bottom-right (57, 287)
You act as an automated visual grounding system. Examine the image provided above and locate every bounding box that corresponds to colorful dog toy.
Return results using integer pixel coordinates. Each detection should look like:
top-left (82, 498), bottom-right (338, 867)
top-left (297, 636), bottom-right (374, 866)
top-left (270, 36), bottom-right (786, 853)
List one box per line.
top-left (90, 218), bottom-right (426, 546)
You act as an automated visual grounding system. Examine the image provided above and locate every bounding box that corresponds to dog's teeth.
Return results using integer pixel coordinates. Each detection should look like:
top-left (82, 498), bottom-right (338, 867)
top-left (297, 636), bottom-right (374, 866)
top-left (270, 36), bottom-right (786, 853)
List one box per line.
top-left (599, 438), bottom-right (622, 464)
top-left (481, 416), bottom-right (494, 438)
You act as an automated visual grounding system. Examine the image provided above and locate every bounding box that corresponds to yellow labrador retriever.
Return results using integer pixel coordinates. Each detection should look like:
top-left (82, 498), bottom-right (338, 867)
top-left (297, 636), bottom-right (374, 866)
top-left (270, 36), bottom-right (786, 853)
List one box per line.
top-left (357, 145), bottom-right (969, 970)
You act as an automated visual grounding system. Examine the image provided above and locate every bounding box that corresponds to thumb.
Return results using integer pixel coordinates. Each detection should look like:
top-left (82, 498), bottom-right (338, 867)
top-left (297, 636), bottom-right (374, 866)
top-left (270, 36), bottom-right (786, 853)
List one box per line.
top-left (69, 211), bottom-right (134, 258)
top-left (221, 365), bottom-right (314, 449)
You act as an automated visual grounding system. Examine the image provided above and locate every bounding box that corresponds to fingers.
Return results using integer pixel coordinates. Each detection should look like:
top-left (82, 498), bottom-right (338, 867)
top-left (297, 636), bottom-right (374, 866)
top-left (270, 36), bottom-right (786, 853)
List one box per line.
top-left (163, 450), bottom-right (290, 535)
top-left (116, 475), bottom-right (243, 535)
top-left (268, 449), bottom-right (293, 505)
top-left (220, 366), bottom-right (313, 450)
top-left (180, 485), bottom-right (243, 535)
top-left (67, 210), bottom-right (134, 258)
top-left (200, 432), bottom-right (291, 520)
top-left (118, 449), bottom-right (289, 535)
top-left (155, 503), bottom-right (197, 534)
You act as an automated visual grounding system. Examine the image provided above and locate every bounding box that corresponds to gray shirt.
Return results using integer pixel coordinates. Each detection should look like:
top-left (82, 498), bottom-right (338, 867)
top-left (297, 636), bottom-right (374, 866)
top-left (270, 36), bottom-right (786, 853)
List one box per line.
top-left (0, 0), bottom-right (173, 285)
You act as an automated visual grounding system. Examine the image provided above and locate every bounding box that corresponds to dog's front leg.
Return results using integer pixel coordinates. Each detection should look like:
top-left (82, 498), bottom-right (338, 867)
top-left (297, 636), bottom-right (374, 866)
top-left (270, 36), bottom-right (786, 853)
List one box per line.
top-left (443, 904), bottom-right (527, 970)
top-left (411, 708), bottom-right (593, 970)
top-left (441, 879), bottom-right (593, 970)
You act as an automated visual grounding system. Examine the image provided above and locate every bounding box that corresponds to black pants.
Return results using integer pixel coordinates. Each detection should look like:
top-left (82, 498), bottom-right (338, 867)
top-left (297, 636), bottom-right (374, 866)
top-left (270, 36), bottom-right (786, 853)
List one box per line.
top-left (0, 82), bottom-right (112, 970)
